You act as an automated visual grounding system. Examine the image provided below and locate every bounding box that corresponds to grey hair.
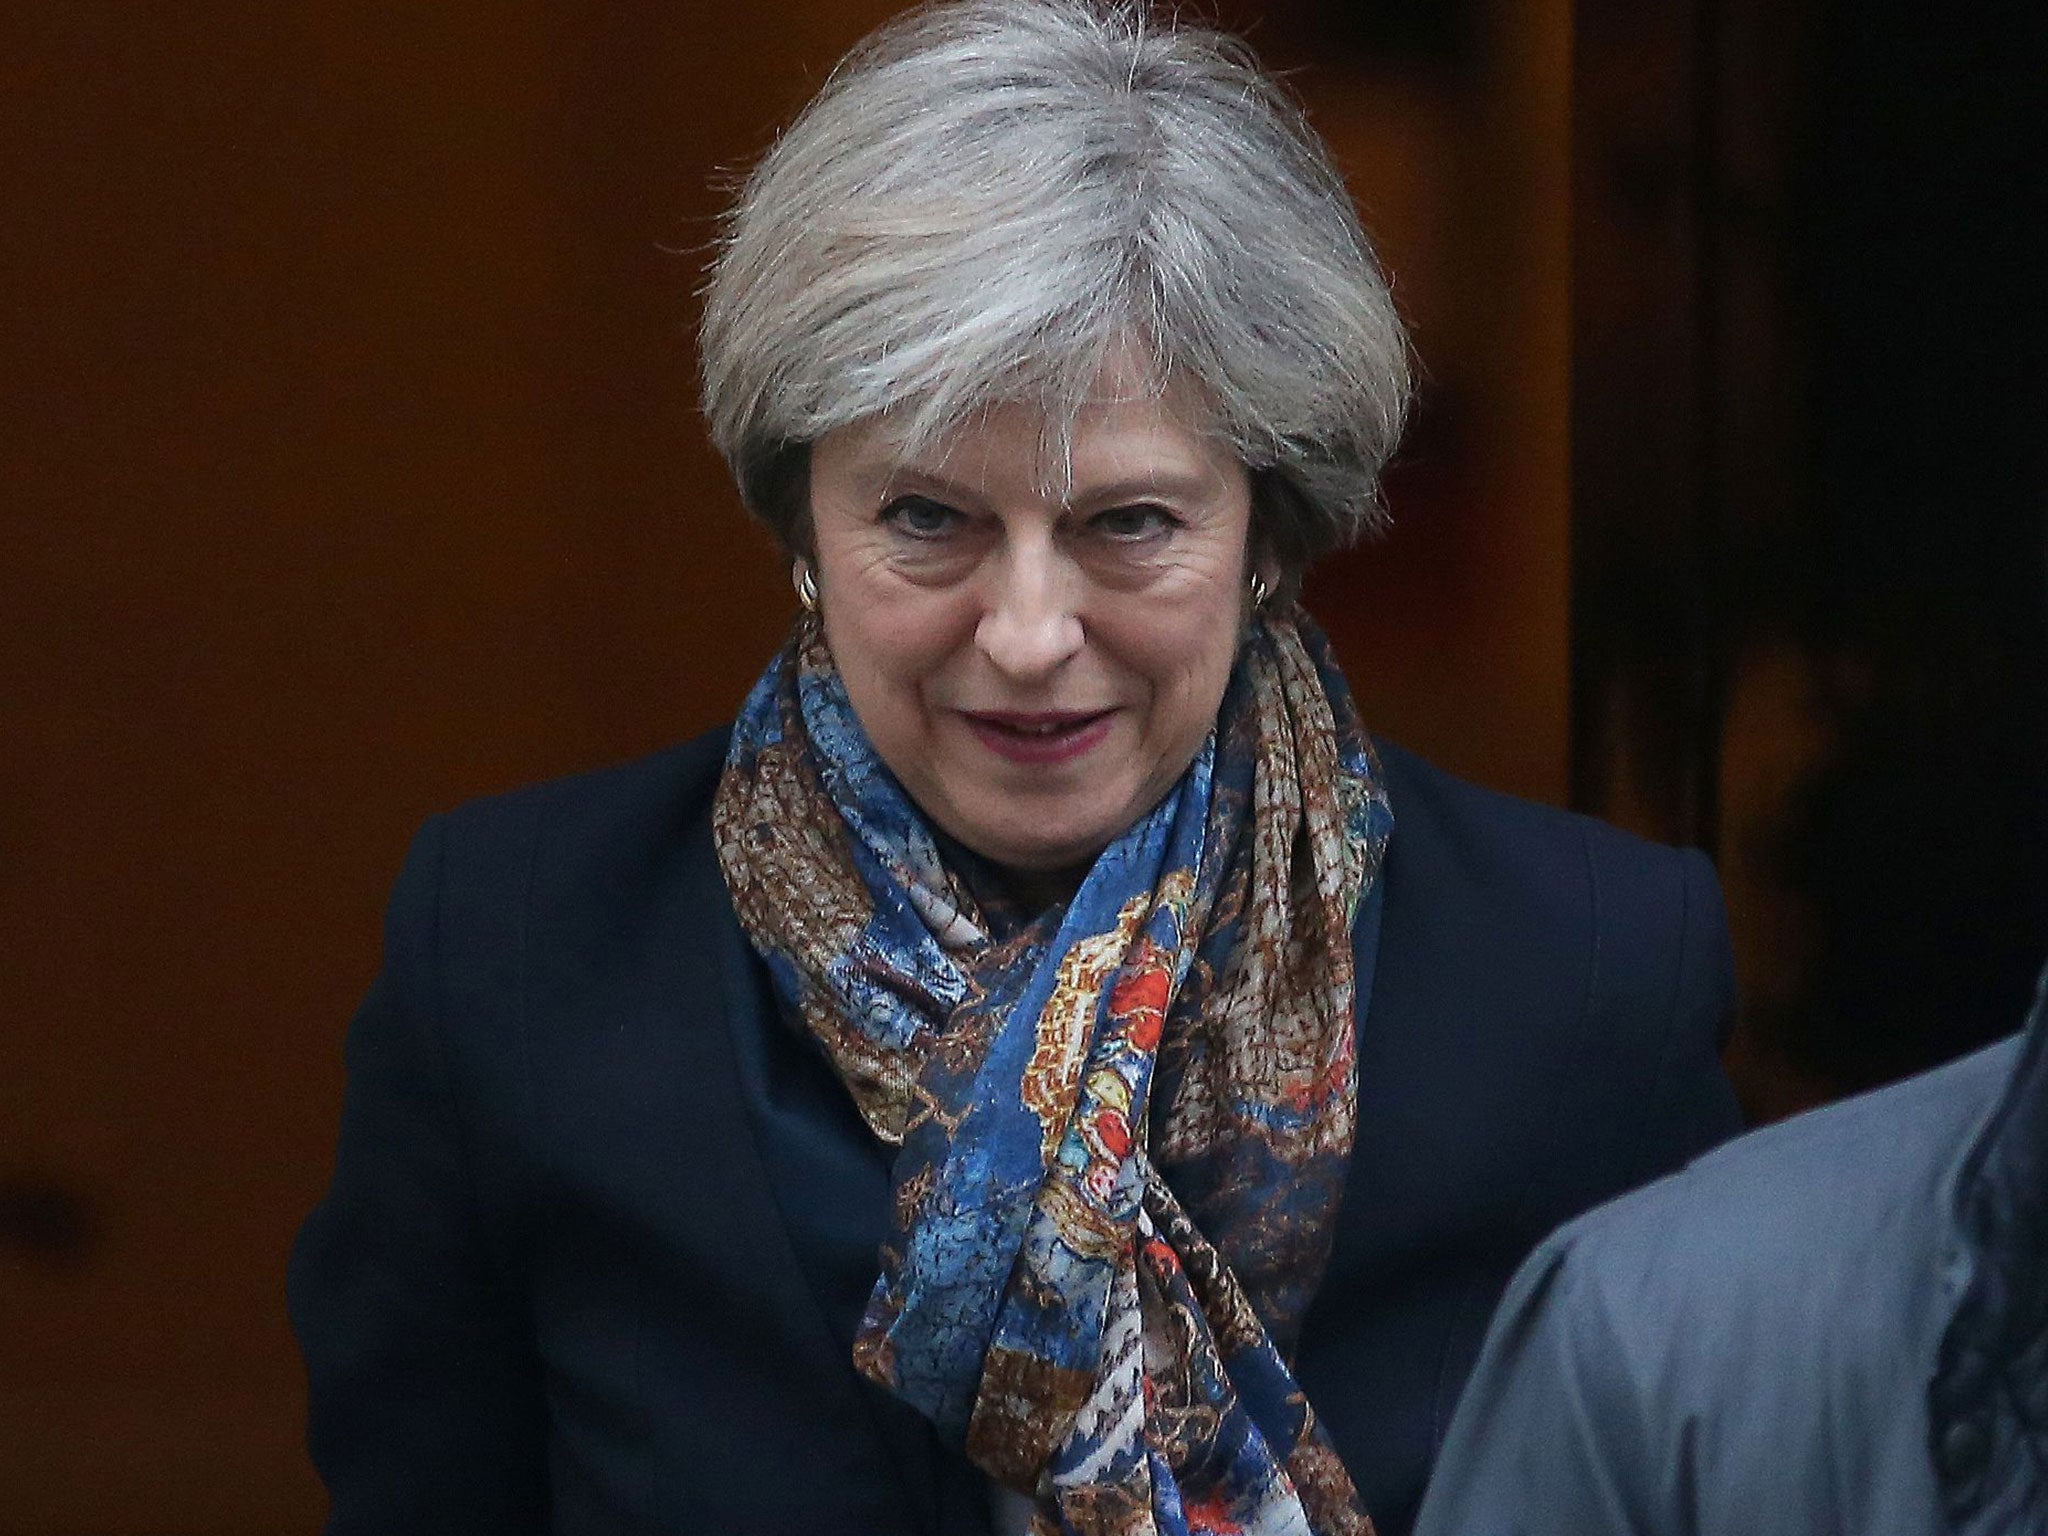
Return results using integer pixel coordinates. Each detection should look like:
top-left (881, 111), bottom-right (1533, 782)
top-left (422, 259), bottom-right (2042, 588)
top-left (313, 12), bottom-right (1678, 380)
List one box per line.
top-left (699, 0), bottom-right (1411, 582)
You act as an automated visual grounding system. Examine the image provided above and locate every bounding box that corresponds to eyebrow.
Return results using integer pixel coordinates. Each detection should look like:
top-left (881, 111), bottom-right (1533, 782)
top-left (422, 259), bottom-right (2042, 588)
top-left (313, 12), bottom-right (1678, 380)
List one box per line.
top-left (875, 464), bottom-right (1222, 511)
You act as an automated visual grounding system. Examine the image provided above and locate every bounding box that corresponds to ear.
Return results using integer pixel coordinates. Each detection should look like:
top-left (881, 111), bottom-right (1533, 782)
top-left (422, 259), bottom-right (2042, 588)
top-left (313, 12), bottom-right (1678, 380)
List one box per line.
top-left (1244, 468), bottom-right (1312, 607)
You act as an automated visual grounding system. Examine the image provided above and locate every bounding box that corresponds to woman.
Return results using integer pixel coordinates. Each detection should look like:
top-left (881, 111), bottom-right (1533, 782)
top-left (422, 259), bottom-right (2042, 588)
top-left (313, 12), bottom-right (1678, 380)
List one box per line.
top-left (291, 4), bottom-right (1742, 1533)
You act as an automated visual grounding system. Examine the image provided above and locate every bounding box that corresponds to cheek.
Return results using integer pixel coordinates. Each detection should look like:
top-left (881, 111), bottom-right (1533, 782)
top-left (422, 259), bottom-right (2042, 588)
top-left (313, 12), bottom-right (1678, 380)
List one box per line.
top-left (824, 591), bottom-right (971, 712)
top-left (1134, 536), bottom-right (1251, 732)
top-left (1183, 636), bottom-right (1240, 737)
top-left (1127, 611), bottom-right (1241, 749)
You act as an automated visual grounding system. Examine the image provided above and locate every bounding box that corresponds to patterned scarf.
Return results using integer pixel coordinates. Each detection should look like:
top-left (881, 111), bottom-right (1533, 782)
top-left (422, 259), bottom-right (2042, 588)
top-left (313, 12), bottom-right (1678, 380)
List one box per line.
top-left (713, 610), bottom-right (1392, 1536)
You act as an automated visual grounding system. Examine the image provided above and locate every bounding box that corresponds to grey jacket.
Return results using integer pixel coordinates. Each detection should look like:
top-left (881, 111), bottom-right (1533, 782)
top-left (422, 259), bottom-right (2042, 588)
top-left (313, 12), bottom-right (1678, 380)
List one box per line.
top-left (1413, 973), bottom-right (2048, 1536)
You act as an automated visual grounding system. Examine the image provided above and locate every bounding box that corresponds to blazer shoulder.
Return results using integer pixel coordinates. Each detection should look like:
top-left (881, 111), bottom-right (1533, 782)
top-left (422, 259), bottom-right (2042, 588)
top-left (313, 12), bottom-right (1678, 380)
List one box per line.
top-left (425, 729), bottom-right (737, 897)
top-left (1376, 737), bottom-right (1709, 900)
top-left (434, 726), bottom-right (731, 865)
top-left (1372, 739), bottom-right (1741, 1194)
top-left (1375, 742), bottom-right (1725, 1011)
top-left (397, 727), bottom-right (736, 1036)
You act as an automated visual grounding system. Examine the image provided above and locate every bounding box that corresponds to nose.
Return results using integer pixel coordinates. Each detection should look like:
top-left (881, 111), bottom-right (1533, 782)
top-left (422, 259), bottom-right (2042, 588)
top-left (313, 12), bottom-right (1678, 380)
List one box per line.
top-left (975, 536), bottom-right (1084, 683)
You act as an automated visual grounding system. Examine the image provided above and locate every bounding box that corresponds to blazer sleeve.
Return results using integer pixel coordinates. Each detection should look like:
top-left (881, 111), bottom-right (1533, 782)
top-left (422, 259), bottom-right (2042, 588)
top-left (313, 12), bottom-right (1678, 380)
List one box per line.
top-left (288, 815), bottom-right (548, 1534)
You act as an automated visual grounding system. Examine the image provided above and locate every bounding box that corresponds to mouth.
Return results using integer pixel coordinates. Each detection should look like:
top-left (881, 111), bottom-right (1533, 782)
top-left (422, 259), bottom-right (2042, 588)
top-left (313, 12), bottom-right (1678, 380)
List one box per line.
top-left (959, 709), bottom-right (1116, 765)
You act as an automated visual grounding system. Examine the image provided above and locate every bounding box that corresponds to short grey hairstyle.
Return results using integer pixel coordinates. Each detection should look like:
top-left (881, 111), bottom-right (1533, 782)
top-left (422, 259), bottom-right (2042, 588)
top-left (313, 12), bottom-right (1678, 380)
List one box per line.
top-left (699, 0), bottom-right (1411, 584)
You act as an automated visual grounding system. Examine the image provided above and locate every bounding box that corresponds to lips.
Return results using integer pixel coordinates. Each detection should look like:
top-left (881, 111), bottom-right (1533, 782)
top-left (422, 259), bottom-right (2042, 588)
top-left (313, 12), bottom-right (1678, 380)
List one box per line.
top-left (960, 709), bottom-right (1116, 765)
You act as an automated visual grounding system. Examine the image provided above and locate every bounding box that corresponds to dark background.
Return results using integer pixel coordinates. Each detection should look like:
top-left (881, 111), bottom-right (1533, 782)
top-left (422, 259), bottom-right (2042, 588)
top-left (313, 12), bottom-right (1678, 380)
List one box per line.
top-left (1570, 0), bottom-right (2048, 1110)
top-left (3, 0), bottom-right (2042, 1527)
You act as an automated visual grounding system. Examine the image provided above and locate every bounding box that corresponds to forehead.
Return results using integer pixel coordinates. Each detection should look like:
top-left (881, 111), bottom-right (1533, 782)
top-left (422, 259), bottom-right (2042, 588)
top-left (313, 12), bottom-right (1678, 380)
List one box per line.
top-left (825, 387), bottom-right (1235, 507)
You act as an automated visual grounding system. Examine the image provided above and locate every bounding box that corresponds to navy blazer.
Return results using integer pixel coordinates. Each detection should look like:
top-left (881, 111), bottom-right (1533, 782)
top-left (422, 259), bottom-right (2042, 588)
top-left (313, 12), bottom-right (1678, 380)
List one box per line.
top-left (290, 732), bottom-right (1742, 1536)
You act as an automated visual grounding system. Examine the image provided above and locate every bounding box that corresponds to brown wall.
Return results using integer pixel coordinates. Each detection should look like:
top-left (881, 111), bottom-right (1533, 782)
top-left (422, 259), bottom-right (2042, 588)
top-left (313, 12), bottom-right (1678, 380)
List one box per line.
top-left (0, 3), bottom-right (1566, 1528)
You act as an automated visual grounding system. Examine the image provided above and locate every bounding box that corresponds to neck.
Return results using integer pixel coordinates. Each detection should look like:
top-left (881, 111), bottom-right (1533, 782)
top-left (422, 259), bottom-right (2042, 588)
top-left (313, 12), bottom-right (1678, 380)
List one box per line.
top-left (929, 825), bottom-right (1090, 928)
top-left (997, 862), bottom-right (1088, 914)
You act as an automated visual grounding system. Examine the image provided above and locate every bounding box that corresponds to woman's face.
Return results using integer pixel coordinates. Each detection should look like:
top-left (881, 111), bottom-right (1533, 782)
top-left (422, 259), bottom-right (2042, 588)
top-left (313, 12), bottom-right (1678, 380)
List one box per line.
top-left (808, 388), bottom-right (1255, 883)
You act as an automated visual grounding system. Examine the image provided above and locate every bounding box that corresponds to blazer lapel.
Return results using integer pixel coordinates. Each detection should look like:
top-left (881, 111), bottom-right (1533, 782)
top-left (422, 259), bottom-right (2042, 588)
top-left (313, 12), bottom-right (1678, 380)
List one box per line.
top-left (688, 817), bottom-right (992, 1533)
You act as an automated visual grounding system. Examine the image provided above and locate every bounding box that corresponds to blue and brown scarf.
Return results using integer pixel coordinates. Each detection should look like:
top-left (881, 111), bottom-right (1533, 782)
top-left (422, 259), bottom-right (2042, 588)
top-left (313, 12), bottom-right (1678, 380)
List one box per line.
top-left (713, 611), bottom-right (1391, 1536)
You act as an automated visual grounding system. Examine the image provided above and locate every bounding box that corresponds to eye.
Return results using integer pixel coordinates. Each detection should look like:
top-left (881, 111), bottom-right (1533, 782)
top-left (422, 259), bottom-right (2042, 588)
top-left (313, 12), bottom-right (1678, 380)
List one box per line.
top-left (1089, 503), bottom-right (1180, 540)
top-left (879, 495), bottom-right (961, 539)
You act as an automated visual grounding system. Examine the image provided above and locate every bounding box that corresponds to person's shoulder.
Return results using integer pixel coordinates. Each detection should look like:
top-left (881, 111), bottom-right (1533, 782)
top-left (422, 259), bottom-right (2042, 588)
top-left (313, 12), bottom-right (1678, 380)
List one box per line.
top-left (415, 726), bottom-right (734, 923)
top-left (1376, 737), bottom-right (1708, 899)
top-left (1413, 1049), bottom-right (2017, 1536)
top-left (435, 726), bottom-right (731, 851)
top-left (1372, 738), bottom-right (1725, 1041)
top-left (1548, 1036), bottom-right (2022, 1341)
top-left (1603, 1034), bottom-right (2017, 1234)
top-left (1367, 741), bottom-right (1742, 1214)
